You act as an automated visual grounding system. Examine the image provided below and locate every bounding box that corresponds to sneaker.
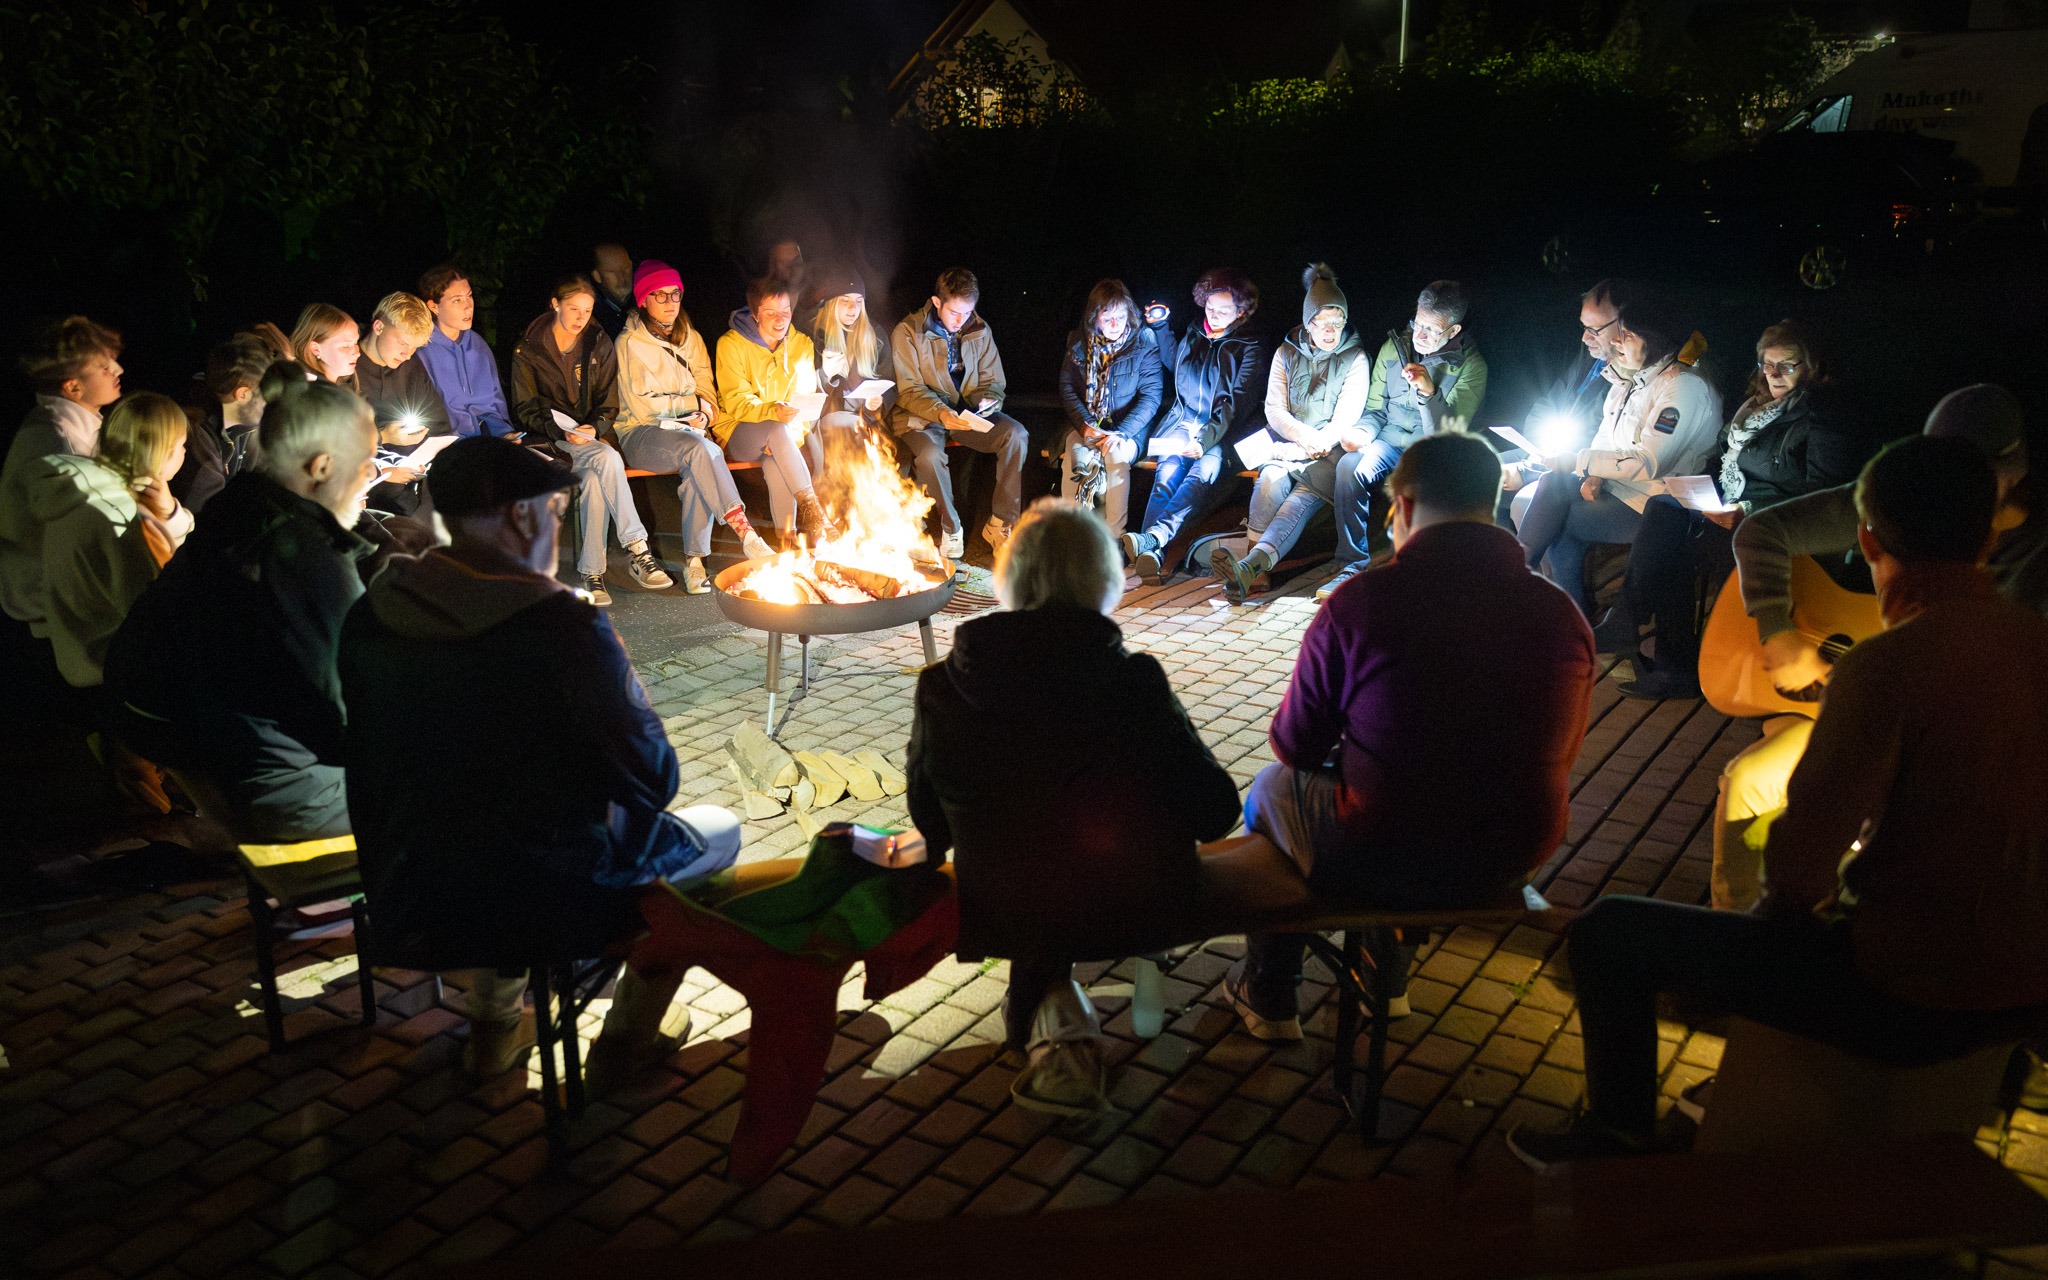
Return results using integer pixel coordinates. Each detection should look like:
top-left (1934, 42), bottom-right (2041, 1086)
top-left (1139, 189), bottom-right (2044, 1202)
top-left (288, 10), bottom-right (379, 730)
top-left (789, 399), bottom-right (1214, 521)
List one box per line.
top-left (627, 550), bottom-right (674, 590)
top-left (1222, 957), bottom-right (1302, 1042)
top-left (1009, 1038), bottom-right (1108, 1117)
top-left (1119, 530), bottom-right (1154, 566)
top-left (981, 515), bottom-right (1012, 553)
top-left (682, 557), bottom-right (711, 595)
top-left (939, 529), bottom-right (965, 561)
top-left (740, 530), bottom-right (774, 561)
top-left (1505, 1116), bottom-right (1654, 1172)
top-left (582, 1026), bottom-right (686, 1099)
top-left (1617, 668), bottom-right (1702, 701)
top-left (580, 574), bottom-right (613, 607)
top-left (461, 1013), bottom-right (537, 1077)
top-left (1210, 544), bottom-right (1268, 605)
top-left (1314, 562), bottom-right (1365, 603)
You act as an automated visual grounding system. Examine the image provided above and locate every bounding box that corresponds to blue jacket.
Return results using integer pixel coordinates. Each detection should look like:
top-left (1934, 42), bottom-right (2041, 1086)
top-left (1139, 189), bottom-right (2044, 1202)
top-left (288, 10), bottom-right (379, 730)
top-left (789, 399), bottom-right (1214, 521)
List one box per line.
top-left (416, 327), bottom-right (516, 438)
top-left (1058, 327), bottom-right (1164, 444)
top-left (1144, 317), bottom-right (1267, 454)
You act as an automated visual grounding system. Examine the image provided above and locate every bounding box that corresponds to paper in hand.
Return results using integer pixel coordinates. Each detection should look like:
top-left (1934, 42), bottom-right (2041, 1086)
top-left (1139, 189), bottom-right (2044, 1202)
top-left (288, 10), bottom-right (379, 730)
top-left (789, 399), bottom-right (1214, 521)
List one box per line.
top-left (955, 410), bottom-right (995, 433)
top-left (398, 434), bottom-right (459, 470)
top-left (1145, 432), bottom-right (1192, 458)
top-left (1489, 425), bottom-right (1544, 458)
top-left (549, 409), bottom-right (581, 434)
top-left (846, 378), bottom-right (893, 403)
top-left (1664, 474), bottom-right (1740, 514)
top-left (1233, 428), bottom-right (1280, 470)
top-left (789, 391), bottom-right (828, 420)
top-left (658, 417), bottom-right (702, 434)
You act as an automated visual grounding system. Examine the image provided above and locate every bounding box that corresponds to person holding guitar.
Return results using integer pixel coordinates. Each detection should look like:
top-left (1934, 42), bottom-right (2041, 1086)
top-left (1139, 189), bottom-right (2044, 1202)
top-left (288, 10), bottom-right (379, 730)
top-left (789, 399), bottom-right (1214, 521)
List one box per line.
top-left (1512, 435), bottom-right (2048, 1170)
top-left (1708, 384), bottom-right (2041, 912)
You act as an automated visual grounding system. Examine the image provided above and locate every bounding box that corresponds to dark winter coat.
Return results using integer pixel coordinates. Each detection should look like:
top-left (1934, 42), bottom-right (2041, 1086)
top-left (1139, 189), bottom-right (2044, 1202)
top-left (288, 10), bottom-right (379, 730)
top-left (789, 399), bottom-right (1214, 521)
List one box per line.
top-left (104, 472), bottom-right (373, 832)
top-left (338, 543), bottom-right (681, 969)
top-left (1057, 326), bottom-right (1165, 444)
top-left (509, 312), bottom-right (620, 444)
top-left (906, 606), bottom-right (1240, 962)
top-left (1717, 383), bottom-right (1863, 512)
top-left (170, 409), bottom-right (231, 514)
top-left (1145, 316), bottom-right (1267, 454)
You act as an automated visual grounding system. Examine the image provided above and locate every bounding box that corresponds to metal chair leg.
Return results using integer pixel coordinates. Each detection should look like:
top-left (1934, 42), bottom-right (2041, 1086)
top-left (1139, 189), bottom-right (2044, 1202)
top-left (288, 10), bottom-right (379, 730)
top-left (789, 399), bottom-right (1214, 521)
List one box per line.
top-left (1360, 926), bottom-right (1401, 1140)
top-left (559, 963), bottom-right (588, 1118)
top-left (246, 873), bottom-right (286, 1052)
top-left (531, 966), bottom-right (567, 1154)
top-left (350, 897), bottom-right (377, 1029)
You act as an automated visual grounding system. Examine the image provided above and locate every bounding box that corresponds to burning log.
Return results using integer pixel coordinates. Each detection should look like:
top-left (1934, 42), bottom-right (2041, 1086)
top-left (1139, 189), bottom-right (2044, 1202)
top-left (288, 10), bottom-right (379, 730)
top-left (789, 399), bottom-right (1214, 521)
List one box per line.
top-left (814, 560), bottom-right (905, 600)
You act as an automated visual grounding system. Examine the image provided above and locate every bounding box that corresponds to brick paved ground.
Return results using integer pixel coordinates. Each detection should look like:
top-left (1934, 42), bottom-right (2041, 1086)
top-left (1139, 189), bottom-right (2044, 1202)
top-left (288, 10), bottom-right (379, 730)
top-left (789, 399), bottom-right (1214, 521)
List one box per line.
top-left (1, 568), bottom-right (2038, 1277)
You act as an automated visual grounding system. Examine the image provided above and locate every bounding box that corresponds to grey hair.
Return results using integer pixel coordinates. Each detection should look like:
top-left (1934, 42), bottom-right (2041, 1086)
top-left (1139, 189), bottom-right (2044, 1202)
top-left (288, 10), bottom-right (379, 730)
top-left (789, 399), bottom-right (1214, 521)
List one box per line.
top-left (1416, 279), bottom-right (1468, 326)
top-left (994, 497), bottom-right (1124, 615)
top-left (255, 360), bottom-right (374, 475)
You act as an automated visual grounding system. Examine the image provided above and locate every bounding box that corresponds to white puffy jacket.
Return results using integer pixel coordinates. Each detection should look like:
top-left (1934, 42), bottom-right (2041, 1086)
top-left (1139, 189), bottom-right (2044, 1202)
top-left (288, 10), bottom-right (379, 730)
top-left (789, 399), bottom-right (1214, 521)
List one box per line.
top-left (1577, 352), bottom-right (1723, 513)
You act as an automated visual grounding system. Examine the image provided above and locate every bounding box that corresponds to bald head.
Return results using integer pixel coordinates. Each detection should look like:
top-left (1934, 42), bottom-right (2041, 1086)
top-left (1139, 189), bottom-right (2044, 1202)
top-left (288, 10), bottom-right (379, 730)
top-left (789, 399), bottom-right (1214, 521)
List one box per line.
top-left (592, 243), bottom-right (632, 300)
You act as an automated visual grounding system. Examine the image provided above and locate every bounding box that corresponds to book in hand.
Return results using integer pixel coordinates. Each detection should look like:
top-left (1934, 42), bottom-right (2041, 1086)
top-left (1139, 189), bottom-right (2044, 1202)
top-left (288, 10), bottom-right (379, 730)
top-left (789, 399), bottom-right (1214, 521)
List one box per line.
top-left (1664, 474), bottom-right (1740, 515)
top-left (847, 825), bottom-right (927, 868)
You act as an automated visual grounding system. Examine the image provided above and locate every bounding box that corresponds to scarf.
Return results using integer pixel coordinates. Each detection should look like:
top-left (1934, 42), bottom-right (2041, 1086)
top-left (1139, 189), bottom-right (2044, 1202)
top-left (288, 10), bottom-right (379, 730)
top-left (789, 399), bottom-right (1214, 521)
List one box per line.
top-left (1081, 329), bottom-right (1132, 426)
top-left (1719, 395), bottom-right (1788, 503)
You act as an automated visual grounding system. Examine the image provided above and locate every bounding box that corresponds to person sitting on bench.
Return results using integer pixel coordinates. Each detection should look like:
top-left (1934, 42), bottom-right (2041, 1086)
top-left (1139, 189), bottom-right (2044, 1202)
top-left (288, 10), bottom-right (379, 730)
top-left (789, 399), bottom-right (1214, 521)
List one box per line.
top-left (1224, 432), bottom-right (1595, 1040)
top-left (338, 436), bottom-right (743, 1080)
top-left (906, 498), bottom-right (1240, 1116)
top-left (1509, 435), bottom-right (2048, 1169)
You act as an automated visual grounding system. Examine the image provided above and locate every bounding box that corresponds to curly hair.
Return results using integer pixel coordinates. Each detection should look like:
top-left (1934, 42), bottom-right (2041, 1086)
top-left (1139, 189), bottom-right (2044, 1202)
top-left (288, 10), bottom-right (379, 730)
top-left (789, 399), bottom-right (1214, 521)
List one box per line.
top-left (1192, 267), bottom-right (1258, 319)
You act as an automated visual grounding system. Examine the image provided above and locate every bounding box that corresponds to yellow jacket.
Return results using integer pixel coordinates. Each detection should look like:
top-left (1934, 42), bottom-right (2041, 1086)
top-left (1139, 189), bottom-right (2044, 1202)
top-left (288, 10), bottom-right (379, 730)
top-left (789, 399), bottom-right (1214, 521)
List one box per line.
top-left (713, 309), bottom-right (820, 445)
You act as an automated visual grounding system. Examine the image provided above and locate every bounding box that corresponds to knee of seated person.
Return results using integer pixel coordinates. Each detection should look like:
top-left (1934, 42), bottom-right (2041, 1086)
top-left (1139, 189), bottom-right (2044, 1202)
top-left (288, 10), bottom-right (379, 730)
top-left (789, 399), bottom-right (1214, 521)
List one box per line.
top-left (1240, 760), bottom-right (1292, 835)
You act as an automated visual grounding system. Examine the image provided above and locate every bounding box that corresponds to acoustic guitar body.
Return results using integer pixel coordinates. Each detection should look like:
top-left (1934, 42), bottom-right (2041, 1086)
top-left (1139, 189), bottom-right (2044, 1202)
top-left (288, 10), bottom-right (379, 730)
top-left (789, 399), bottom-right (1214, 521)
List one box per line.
top-left (1699, 556), bottom-right (1885, 719)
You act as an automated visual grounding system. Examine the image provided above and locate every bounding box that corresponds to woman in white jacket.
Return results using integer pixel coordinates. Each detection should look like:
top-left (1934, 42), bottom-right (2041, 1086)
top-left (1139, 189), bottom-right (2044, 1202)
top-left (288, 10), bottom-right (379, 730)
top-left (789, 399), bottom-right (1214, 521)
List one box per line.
top-left (614, 259), bottom-right (772, 593)
top-left (1516, 297), bottom-right (1723, 618)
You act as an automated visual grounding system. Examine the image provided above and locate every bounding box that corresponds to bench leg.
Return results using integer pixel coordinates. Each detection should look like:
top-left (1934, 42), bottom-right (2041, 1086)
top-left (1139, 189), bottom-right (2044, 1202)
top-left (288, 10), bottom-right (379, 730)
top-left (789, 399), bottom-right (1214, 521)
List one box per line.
top-left (532, 966), bottom-right (567, 1155)
top-left (350, 897), bottom-right (377, 1029)
top-left (246, 873), bottom-right (286, 1053)
top-left (560, 963), bottom-right (589, 1118)
top-left (1360, 926), bottom-right (1402, 1140)
top-left (1303, 933), bottom-right (1367, 1130)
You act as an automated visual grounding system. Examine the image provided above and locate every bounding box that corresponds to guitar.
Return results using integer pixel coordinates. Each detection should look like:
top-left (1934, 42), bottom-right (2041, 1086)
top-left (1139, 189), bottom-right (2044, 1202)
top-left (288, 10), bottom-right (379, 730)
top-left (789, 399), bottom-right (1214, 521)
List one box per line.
top-left (1698, 555), bottom-right (1885, 719)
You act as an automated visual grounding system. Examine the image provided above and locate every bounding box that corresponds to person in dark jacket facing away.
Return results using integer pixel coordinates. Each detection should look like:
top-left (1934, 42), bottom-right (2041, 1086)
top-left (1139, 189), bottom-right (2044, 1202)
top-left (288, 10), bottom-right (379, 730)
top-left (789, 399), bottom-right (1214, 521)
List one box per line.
top-left (1607, 321), bottom-right (1863, 700)
top-left (1124, 267), bottom-right (1267, 583)
top-left (1318, 280), bottom-right (1490, 599)
top-left (104, 363), bottom-right (382, 842)
top-left (1224, 434), bottom-right (1595, 1041)
top-left (509, 275), bottom-right (672, 606)
top-left (339, 436), bottom-right (741, 1080)
top-left (907, 498), bottom-right (1240, 1115)
top-left (1057, 279), bottom-right (1164, 542)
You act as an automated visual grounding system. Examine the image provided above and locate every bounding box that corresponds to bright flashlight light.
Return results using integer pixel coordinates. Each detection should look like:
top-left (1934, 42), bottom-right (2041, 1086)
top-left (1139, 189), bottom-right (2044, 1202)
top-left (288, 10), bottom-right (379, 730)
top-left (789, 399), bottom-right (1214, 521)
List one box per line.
top-left (1532, 412), bottom-right (1582, 457)
top-left (400, 413), bottom-right (422, 434)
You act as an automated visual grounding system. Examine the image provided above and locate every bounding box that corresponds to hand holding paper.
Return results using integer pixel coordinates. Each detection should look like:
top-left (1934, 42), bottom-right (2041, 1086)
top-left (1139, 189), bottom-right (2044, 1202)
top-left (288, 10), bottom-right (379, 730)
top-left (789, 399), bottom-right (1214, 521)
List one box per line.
top-left (1233, 428), bottom-right (1280, 470)
top-left (954, 410), bottom-right (995, 433)
top-left (1664, 474), bottom-right (1741, 515)
top-left (789, 391), bottom-right (828, 421)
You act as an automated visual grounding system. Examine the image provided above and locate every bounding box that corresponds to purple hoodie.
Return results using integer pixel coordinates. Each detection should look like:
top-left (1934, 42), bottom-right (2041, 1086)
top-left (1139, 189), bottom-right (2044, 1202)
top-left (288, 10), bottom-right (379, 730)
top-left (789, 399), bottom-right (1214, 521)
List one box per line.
top-left (416, 327), bottom-right (515, 438)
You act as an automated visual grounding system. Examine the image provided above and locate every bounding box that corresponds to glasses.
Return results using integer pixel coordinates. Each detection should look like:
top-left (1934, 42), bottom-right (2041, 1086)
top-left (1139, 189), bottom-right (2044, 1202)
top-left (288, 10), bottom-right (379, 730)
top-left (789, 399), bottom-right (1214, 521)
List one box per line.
top-left (1414, 320), bottom-right (1454, 341)
top-left (645, 289), bottom-right (682, 304)
top-left (1758, 359), bottom-right (1802, 377)
top-left (1582, 317), bottom-right (1620, 339)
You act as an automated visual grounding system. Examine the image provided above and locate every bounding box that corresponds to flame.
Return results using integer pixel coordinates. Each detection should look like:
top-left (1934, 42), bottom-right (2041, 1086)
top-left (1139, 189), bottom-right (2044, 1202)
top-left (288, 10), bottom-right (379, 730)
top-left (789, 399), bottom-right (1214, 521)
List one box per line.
top-left (730, 430), bottom-right (949, 604)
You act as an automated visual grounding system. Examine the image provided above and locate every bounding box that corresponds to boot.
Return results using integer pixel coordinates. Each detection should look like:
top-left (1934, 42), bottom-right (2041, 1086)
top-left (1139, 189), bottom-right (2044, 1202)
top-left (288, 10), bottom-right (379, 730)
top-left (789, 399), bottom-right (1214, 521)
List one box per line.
top-left (462, 1013), bottom-right (537, 1077)
top-left (1211, 544), bottom-right (1272, 605)
top-left (794, 491), bottom-right (828, 546)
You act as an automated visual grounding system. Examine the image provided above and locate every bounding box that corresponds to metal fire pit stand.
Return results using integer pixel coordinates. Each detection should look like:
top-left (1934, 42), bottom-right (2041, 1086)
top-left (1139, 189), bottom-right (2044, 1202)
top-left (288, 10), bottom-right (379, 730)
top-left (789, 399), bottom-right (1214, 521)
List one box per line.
top-left (713, 557), bottom-right (959, 742)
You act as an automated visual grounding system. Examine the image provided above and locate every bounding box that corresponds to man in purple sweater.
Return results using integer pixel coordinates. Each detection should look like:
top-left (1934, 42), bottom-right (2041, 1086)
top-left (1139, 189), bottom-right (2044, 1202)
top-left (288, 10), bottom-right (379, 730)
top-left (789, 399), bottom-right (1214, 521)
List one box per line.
top-left (1225, 432), bottom-right (1596, 1040)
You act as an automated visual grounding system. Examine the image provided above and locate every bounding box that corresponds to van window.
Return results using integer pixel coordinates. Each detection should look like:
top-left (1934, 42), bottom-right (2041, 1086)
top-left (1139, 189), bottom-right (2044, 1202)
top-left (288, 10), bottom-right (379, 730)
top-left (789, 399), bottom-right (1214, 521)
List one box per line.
top-left (1781, 94), bottom-right (1854, 134)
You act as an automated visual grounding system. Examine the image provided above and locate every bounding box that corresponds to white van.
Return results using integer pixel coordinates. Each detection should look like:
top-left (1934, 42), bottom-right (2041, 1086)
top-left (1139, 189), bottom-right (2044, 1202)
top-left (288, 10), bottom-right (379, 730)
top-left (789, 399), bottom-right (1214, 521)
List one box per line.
top-left (1776, 27), bottom-right (2048, 190)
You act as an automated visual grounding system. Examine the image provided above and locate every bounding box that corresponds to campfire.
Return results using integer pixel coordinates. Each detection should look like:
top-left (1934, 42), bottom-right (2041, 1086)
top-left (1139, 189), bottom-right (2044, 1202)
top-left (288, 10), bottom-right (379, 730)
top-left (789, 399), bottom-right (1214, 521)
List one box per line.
top-left (728, 432), bottom-right (952, 605)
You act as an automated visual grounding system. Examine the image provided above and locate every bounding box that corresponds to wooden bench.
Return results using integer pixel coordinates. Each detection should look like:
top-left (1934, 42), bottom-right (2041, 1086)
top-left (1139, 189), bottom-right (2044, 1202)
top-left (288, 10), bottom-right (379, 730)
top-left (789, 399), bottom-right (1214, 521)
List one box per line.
top-left (454, 1138), bottom-right (2048, 1279)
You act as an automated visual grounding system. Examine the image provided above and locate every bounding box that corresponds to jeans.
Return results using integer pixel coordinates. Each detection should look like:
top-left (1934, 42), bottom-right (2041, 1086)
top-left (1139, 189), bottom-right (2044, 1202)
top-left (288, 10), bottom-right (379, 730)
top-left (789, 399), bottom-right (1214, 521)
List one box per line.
top-left (1138, 444), bottom-right (1227, 547)
top-left (617, 424), bottom-right (744, 558)
top-left (1330, 440), bottom-right (1404, 571)
top-left (555, 438), bottom-right (650, 577)
top-left (899, 413), bottom-right (1028, 535)
top-left (1517, 470), bottom-right (1644, 617)
top-left (1248, 461), bottom-right (1325, 564)
top-left (1569, 895), bottom-right (2047, 1138)
top-left (1620, 495), bottom-right (1732, 678)
top-left (1061, 431), bottom-right (1139, 539)
top-left (724, 421), bottom-right (823, 536)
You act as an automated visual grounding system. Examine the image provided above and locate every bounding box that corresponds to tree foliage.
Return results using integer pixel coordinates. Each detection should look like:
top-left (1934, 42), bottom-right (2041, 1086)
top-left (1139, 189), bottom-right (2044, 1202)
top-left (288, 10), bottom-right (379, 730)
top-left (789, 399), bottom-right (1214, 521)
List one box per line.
top-left (0, 0), bottom-right (650, 298)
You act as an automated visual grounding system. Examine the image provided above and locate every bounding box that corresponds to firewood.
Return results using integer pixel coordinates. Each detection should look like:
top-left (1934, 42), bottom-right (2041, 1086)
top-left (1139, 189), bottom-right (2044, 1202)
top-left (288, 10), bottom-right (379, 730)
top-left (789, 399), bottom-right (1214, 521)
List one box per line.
top-left (851, 749), bottom-right (907, 797)
top-left (814, 560), bottom-right (903, 600)
top-left (793, 752), bottom-right (847, 806)
top-left (728, 720), bottom-right (797, 793)
top-left (823, 750), bottom-right (883, 802)
top-left (742, 790), bottom-right (784, 821)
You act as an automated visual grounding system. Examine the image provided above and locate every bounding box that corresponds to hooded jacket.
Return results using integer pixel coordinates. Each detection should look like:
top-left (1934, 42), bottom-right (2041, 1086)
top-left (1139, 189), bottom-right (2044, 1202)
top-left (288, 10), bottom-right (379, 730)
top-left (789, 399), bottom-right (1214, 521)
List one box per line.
top-left (1362, 329), bottom-right (1489, 449)
top-left (888, 302), bottom-right (1008, 437)
top-left (713, 308), bottom-right (821, 446)
top-left (1145, 315), bottom-right (1268, 454)
top-left (1266, 326), bottom-right (1370, 452)
top-left (906, 606), bottom-right (1240, 961)
top-left (509, 312), bottom-right (620, 444)
top-left (0, 396), bottom-right (100, 625)
top-left (416, 326), bottom-right (515, 439)
top-left (339, 543), bottom-right (681, 969)
top-left (1579, 352), bottom-right (1725, 512)
top-left (615, 310), bottom-right (717, 434)
top-left (30, 454), bottom-right (193, 686)
top-left (104, 472), bottom-right (373, 833)
top-left (1058, 325), bottom-right (1164, 444)
top-left (348, 352), bottom-right (451, 438)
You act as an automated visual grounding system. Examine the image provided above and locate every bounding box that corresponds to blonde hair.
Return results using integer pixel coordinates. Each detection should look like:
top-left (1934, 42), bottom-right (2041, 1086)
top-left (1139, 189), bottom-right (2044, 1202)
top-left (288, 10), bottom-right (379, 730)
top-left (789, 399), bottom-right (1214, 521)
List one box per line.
top-left (96, 392), bottom-right (188, 486)
top-left (370, 291), bottom-right (432, 344)
top-left (256, 360), bottom-right (374, 473)
top-left (816, 294), bottom-right (880, 379)
top-left (289, 303), bottom-right (357, 379)
top-left (994, 498), bottom-right (1124, 615)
